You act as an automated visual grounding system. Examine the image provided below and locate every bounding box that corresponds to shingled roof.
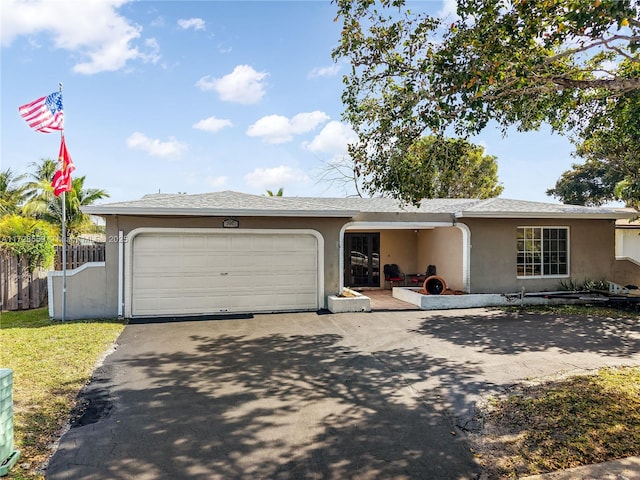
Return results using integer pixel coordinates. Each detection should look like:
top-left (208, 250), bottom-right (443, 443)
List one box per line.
top-left (82, 190), bottom-right (634, 219)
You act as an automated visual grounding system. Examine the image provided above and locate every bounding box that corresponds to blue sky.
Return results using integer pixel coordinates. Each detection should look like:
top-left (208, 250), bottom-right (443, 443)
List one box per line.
top-left (1, 0), bottom-right (579, 204)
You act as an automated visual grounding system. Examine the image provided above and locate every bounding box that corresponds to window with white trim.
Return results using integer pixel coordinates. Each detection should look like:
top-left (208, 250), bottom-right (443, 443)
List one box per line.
top-left (517, 227), bottom-right (569, 277)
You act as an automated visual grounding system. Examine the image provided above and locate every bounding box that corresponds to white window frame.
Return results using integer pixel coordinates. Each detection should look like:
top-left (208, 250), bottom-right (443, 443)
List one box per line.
top-left (517, 226), bottom-right (570, 279)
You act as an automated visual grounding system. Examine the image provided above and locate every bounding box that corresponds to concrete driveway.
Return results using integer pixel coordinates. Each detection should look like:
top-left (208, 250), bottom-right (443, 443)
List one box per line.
top-left (46, 308), bottom-right (640, 480)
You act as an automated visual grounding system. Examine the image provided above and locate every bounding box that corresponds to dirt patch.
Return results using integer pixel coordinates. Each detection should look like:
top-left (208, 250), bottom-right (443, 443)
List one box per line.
top-left (468, 367), bottom-right (640, 478)
top-left (467, 396), bottom-right (536, 479)
top-left (419, 288), bottom-right (466, 295)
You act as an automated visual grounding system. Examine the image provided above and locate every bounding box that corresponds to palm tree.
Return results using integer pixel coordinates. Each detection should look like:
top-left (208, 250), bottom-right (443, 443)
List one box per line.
top-left (23, 169), bottom-right (109, 239)
top-left (22, 158), bottom-right (57, 212)
top-left (0, 168), bottom-right (27, 215)
top-left (266, 187), bottom-right (284, 196)
top-left (58, 176), bottom-right (109, 238)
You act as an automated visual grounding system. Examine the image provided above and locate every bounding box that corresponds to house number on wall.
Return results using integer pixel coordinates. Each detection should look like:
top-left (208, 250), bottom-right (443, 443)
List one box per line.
top-left (222, 218), bottom-right (239, 228)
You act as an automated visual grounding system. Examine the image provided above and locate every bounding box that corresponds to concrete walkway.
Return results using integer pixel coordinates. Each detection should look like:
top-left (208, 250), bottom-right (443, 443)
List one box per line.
top-left (361, 288), bottom-right (419, 311)
top-left (45, 308), bottom-right (640, 479)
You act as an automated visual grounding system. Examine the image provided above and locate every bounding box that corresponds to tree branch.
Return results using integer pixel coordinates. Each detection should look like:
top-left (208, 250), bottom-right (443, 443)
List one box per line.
top-left (552, 76), bottom-right (640, 91)
top-left (545, 34), bottom-right (640, 64)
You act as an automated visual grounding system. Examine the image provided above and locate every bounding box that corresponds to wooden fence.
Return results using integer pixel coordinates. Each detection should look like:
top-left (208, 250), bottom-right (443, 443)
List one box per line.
top-left (1, 244), bottom-right (106, 311)
top-left (54, 243), bottom-right (105, 270)
top-left (0, 254), bottom-right (48, 311)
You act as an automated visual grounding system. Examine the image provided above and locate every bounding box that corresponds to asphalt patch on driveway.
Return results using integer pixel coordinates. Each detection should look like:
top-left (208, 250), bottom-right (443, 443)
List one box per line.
top-left (70, 390), bottom-right (113, 427)
top-left (68, 374), bottom-right (114, 428)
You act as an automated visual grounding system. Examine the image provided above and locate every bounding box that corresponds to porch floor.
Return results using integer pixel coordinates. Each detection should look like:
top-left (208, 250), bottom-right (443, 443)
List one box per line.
top-left (358, 289), bottom-right (420, 311)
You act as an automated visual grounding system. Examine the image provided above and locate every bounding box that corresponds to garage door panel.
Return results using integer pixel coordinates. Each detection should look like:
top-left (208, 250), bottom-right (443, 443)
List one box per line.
top-left (134, 298), bottom-right (231, 317)
top-left (131, 231), bottom-right (319, 316)
top-left (182, 236), bottom-right (208, 249)
top-left (226, 273), bottom-right (316, 291)
top-left (136, 274), bottom-right (230, 291)
top-left (205, 236), bottom-right (232, 250)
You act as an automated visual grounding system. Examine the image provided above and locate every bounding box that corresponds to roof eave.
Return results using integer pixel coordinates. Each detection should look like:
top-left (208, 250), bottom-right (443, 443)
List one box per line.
top-left (455, 211), bottom-right (635, 220)
top-left (81, 206), bottom-right (360, 218)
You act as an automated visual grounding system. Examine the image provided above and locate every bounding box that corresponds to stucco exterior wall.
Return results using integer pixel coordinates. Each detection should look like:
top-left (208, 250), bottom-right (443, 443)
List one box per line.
top-left (417, 227), bottom-right (464, 291)
top-left (612, 258), bottom-right (640, 288)
top-left (91, 212), bottom-right (624, 314)
top-left (463, 217), bottom-right (617, 293)
top-left (48, 263), bottom-right (113, 319)
top-left (380, 230), bottom-right (419, 275)
top-left (103, 215), bottom-right (349, 314)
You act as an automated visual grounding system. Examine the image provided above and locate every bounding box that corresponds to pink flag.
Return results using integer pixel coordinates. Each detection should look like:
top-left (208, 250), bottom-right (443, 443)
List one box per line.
top-left (52, 136), bottom-right (75, 197)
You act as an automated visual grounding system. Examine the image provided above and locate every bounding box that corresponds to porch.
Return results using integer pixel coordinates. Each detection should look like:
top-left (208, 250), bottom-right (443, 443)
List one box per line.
top-left (358, 289), bottom-right (419, 311)
top-left (341, 223), bottom-right (470, 294)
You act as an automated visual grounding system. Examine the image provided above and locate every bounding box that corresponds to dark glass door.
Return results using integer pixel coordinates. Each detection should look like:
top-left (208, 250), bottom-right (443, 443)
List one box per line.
top-left (345, 233), bottom-right (380, 287)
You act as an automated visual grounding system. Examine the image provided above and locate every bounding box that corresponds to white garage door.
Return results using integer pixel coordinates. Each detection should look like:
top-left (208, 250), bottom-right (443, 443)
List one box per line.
top-left (130, 230), bottom-right (319, 317)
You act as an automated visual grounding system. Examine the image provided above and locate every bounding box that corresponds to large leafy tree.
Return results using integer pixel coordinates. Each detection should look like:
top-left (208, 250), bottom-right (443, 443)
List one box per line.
top-left (333, 0), bottom-right (640, 204)
top-left (548, 61), bottom-right (640, 209)
top-left (546, 159), bottom-right (624, 206)
top-left (365, 135), bottom-right (503, 200)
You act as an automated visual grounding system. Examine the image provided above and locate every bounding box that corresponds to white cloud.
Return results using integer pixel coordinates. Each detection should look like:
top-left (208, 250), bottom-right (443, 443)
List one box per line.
top-left (205, 175), bottom-right (228, 187)
top-left (438, 0), bottom-right (459, 19)
top-left (246, 115), bottom-right (291, 144)
top-left (193, 116), bottom-right (233, 133)
top-left (244, 166), bottom-right (310, 189)
top-left (306, 121), bottom-right (358, 156)
top-left (308, 64), bottom-right (341, 78)
top-left (1, 0), bottom-right (159, 75)
top-left (217, 42), bottom-right (232, 54)
top-left (246, 111), bottom-right (329, 144)
top-left (196, 65), bottom-right (268, 104)
top-left (290, 111), bottom-right (330, 133)
top-left (177, 18), bottom-right (205, 31)
top-left (126, 132), bottom-right (187, 158)
top-left (141, 37), bottom-right (160, 63)
top-left (150, 16), bottom-right (165, 28)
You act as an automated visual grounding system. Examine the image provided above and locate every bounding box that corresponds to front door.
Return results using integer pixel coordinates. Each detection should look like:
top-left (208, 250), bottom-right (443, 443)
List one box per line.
top-left (344, 233), bottom-right (380, 287)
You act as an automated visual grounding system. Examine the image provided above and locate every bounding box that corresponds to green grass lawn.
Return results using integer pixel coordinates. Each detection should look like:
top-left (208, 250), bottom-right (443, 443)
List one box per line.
top-left (1, 308), bottom-right (125, 480)
top-left (477, 304), bottom-right (640, 478)
top-left (477, 366), bottom-right (640, 478)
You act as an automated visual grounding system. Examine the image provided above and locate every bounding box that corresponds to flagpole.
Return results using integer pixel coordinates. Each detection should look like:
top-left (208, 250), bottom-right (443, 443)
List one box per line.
top-left (59, 82), bottom-right (67, 323)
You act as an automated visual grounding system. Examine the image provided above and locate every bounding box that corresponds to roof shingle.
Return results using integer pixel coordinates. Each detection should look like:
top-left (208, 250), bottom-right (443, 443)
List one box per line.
top-left (82, 190), bottom-right (634, 219)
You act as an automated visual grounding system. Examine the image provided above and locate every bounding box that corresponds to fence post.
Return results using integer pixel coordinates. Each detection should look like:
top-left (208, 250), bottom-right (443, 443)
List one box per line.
top-left (0, 255), bottom-right (5, 309)
top-left (29, 269), bottom-right (40, 309)
top-left (6, 255), bottom-right (18, 311)
top-left (19, 261), bottom-right (30, 310)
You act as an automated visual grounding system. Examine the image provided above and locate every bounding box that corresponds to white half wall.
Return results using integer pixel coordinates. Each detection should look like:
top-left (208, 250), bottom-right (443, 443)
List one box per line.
top-left (48, 262), bottom-right (116, 320)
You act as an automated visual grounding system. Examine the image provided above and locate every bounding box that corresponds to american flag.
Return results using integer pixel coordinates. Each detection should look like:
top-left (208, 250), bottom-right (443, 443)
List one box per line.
top-left (52, 136), bottom-right (75, 197)
top-left (18, 91), bottom-right (64, 133)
